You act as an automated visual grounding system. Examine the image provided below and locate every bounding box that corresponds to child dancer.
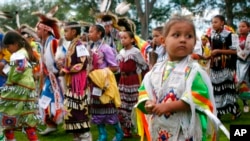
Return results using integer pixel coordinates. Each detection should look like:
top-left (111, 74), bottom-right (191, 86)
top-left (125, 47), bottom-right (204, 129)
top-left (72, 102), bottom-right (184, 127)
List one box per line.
top-left (0, 31), bottom-right (39, 141)
top-left (236, 21), bottom-right (250, 113)
top-left (207, 15), bottom-right (240, 119)
top-left (134, 14), bottom-right (217, 141)
top-left (59, 21), bottom-right (92, 141)
top-left (88, 24), bottom-right (123, 141)
top-left (117, 31), bottom-right (148, 137)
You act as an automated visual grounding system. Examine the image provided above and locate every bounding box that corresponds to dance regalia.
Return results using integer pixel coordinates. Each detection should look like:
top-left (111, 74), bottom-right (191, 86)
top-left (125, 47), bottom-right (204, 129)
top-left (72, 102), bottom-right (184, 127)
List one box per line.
top-left (207, 27), bottom-right (239, 116)
top-left (116, 46), bottom-right (148, 130)
top-left (39, 35), bottom-right (64, 124)
top-left (236, 33), bottom-right (250, 100)
top-left (62, 37), bottom-right (91, 133)
top-left (0, 48), bottom-right (39, 129)
top-left (134, 56), bottom-right (217, 141)
top-left (89, 40), bottom-right (120, 125)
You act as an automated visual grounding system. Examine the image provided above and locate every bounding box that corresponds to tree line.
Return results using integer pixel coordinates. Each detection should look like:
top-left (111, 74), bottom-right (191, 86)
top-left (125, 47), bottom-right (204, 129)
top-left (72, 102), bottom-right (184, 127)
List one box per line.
top-left (0, 0), bottom-right (249, 39)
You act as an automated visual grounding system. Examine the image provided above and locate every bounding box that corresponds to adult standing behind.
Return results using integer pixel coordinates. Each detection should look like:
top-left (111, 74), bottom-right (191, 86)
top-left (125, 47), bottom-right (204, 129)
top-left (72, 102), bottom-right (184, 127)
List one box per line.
top-left (206, 15), bottom-right (241, 119)
top-left (58, 21), bottom-right (92, 141)
top-left (33, 12), bottom-right (64, 135)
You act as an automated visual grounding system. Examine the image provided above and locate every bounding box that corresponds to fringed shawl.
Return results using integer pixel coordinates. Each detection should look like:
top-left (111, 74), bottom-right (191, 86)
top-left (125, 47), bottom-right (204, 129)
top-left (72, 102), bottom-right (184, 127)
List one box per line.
top-left (133, 56), bottom-right (219, 141)
top-left (88, 68), bottom-right (121, 108)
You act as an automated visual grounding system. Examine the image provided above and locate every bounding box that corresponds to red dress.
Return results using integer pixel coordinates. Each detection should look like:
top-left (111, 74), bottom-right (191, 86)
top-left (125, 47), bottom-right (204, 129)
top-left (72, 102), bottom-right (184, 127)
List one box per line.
top-left (117, 46), bottom-right (148, 133)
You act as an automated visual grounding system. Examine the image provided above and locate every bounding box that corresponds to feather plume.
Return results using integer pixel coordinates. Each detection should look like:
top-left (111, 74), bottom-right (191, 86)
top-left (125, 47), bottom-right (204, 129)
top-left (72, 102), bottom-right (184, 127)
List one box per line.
top-left (0, 11), bottom-right (13, 19)
top-left (118, 3), bottom-right (131, 15)
top-left (100, 0), bottom-right (111, 13)
top-left (46, 5), bottom-right (59, 17)
top-left (31, 11), bottom-right (47, 21)
top-left (115, 2), bottom-right (130, 15)
top-left (115, 2), bottom-right (125, 14)
top-left (19, 24), bottom-right (39, 41)
top-left (16, 11), bottom-right (20, 28)
top-left (4, 25), bottom-right (14, 31)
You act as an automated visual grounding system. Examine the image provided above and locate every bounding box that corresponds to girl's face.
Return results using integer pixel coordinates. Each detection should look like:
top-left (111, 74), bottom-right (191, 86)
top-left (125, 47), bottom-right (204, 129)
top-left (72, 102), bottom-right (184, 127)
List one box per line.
top-left (212, 17), bottom-right (224, 31)
top-left (88, 26), bottom-right (102, 42)
top-left (64, 28), bottom-right (75, 41)
top-left (120, 32), bottom-right (134, 49)
top-left (201, 38), bottom-right (208, 46)
top-left (104, 24), bottom-right (112, 35)
top-left (6, 43), bottom-right (19, 53)
top-left (238, 22), bottom-right (249, 35)
top-left (152, 30), bottom-right (164, 46)
top-left (164, 22), bottom-right (196, 61)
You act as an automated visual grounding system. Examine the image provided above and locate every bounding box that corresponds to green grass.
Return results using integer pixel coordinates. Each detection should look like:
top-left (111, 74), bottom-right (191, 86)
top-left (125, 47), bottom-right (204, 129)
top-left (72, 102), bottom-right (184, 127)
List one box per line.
top-left (13, 104), bottom-right (250, 141)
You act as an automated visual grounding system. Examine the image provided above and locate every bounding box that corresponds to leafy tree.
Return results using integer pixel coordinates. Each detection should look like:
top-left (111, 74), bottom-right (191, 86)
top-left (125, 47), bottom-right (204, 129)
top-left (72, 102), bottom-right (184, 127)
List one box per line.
top-left (174, 0), bottom-right (250, 29)
top-left (0, 0), bottom-right (57, 31)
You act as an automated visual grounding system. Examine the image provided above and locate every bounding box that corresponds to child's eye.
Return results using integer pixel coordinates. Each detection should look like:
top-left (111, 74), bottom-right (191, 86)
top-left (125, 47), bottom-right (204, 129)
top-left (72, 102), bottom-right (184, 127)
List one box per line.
top-left (172, 33), bottom-right (179, 37)
top-left (186, 34), bottom-right (193, 38)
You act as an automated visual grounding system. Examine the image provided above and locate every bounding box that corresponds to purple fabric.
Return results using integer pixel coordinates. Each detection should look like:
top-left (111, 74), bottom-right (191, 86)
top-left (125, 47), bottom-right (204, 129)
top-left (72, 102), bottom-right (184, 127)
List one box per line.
top-left (98, 44), bottom-right (118, 69)
top-left (91, 114), bottom-right (119, 125)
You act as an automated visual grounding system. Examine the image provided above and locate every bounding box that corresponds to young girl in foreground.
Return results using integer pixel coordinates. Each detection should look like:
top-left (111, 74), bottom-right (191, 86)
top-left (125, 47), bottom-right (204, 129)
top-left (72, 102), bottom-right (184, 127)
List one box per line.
top-left (0, 31), bottom-right (39, 141)
top-left (135, 15), bottom-right (217, 141)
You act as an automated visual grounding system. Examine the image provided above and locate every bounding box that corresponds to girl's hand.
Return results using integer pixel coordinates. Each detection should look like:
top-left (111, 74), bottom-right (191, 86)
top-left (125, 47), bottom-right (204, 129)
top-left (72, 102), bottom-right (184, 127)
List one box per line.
top-left (152, 103), bottom-right (170, 116)
top-left (145, 100), bottom-right (155, 114)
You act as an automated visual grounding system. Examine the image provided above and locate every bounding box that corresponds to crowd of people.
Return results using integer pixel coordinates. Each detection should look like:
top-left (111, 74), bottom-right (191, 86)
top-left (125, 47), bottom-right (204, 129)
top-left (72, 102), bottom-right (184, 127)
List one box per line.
top-left (0, 5), bottom-right (249, 141)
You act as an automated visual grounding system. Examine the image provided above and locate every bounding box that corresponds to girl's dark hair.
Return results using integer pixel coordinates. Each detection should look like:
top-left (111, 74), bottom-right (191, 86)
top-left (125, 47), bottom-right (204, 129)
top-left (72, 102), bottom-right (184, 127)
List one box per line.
top-left (213, 15), bottom-right (227, 25)
top-left (92, 24), bottom-right (105, 38)
top-left (3, 31), bottom-right (38, 63)
top-left (240, 20), bottom-right (250, 27)
top-left (163, 14), bottom-right (196, 42)
top-left (122, 31), bottom-right (138, 48)
top-left (65, 21), bottom-right (81, 36)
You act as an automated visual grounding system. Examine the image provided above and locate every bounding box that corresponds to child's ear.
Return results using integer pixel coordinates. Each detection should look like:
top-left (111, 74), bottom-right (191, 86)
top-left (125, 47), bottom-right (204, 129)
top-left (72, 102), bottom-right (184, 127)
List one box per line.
top-left (160, 37), bottom-right (165, 44)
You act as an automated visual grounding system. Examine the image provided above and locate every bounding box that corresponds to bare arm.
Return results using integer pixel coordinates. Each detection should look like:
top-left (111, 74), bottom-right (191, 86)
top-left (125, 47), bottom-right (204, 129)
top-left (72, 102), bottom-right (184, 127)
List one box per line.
top-left (145, 100), bottom-right (190, 116)
top-left (211, 49), bottom-right (236, 56)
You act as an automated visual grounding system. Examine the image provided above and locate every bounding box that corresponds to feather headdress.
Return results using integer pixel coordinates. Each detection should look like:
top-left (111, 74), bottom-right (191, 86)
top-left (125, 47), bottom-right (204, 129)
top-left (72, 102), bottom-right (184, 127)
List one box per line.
top-left (32, 11), bottom-right (60, 39)
top-left (32, 5), bottom-right (60, 39)
top-left (95, 12), bottom-right (121, 30)
top-left (18, 24), bottom-right (39, 41)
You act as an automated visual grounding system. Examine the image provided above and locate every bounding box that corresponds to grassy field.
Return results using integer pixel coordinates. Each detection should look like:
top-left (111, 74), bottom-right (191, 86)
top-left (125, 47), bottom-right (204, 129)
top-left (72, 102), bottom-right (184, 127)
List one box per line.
top-left (13, 105), bottom-right (250, 141)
